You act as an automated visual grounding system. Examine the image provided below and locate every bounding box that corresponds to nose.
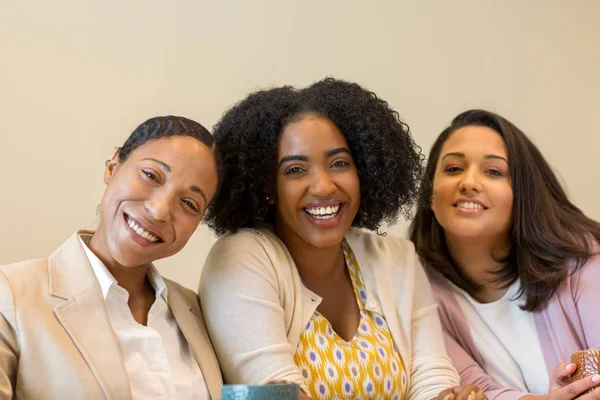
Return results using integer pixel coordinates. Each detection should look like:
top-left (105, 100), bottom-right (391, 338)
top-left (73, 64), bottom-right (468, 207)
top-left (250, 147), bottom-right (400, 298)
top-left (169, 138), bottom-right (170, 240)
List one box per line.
top-left (144, 190), bottom-right (173, 222)
top-left (308, 169), bottom-right (337, 197)
top-left (459, 167), bottom-right (483, 193)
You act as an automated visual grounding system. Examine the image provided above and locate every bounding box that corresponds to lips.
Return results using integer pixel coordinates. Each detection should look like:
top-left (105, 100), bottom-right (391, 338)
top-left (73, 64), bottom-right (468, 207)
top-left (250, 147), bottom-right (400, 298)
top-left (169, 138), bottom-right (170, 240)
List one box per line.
top-left (123, 213), bottom-right (164, 243)
top-left (304, 203), bottom-right (341, 220)
top-left (454, 201), bottom-right (486, 210)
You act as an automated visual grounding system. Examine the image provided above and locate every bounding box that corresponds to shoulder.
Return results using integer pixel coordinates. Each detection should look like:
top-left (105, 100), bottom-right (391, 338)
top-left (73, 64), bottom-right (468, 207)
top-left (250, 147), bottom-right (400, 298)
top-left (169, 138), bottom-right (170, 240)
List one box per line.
top-left (567, 252), bottom-right (600, 293)
top-left (201, 227), bottom-right (291, 288)
top-left (165, 278), bottom-right (196, 299)
top-left (204, 227), bottom-right (288, 270)
top-left (0, 258), bottom-right (49, 299)
top-left (208, 227), bottom-right (282, 256)
top-left (164, 278), bottom-right (200, 308)
top-left (345, 228), bottom-right (417, 267)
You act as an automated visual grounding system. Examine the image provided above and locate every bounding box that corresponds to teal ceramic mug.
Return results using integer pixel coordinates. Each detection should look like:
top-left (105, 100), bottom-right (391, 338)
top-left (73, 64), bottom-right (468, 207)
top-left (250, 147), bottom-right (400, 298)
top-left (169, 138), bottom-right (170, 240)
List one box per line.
top-left (221, 383), bottom-right (300, 400)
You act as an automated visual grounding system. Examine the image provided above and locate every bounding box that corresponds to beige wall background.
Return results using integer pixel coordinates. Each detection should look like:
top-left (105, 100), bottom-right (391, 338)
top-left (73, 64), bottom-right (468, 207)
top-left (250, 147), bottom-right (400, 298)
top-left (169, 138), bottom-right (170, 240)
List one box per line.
top-left (1, 1), bottom-right (599, 290)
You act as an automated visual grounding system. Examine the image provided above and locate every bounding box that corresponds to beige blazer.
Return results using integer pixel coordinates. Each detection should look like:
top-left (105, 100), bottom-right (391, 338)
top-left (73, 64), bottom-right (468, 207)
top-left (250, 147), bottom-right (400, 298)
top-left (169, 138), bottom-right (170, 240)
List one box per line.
top-left (0, 231), bottom-right (222, 400)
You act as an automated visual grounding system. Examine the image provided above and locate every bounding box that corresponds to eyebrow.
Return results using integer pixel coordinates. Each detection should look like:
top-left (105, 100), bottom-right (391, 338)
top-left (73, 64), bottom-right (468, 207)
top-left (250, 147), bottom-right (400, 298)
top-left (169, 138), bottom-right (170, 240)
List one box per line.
top-left (143, 158), bottom-right (171, 172)
top-left (143, 157), bottom-right (207, 203)
top-left (277, 147), bottom-right (352, 168)
top-left (190, 186), bottom-right (208, 204)
top-left (441, 152), bottom-right (508, 163)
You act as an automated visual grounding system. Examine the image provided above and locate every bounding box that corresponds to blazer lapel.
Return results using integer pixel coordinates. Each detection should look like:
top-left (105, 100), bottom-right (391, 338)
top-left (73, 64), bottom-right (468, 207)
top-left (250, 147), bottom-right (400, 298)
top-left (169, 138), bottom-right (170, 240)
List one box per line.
top-left (167, 283), bottom-right (222, 400)
top-left (49, 231), bottom-right (132, 400)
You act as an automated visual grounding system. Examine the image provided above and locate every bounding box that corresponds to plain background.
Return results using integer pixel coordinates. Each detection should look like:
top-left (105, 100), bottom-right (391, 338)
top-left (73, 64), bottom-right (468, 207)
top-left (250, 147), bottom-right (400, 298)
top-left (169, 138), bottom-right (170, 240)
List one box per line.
top-left (1, 1), bottom-right (599, 290)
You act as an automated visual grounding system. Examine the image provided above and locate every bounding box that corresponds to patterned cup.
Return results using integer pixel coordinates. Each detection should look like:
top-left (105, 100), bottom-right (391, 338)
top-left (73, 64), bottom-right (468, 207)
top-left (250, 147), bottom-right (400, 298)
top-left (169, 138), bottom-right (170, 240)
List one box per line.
top-left (221, 383), bottom-right (300, 400)
top-left (570, 349), bottom-right (600, 388)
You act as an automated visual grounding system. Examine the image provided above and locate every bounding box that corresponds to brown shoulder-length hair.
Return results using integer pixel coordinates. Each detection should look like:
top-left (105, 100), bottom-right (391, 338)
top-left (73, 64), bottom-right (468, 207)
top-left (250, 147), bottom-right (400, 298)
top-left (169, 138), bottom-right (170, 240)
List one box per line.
top-left (409, 109), bottom-right (600, 311)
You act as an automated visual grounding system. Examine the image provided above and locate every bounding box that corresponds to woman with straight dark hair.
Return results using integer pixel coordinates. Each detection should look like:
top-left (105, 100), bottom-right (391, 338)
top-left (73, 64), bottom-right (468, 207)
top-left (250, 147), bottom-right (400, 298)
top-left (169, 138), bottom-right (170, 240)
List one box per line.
top-left (410, 109), bottom-right (600, 400)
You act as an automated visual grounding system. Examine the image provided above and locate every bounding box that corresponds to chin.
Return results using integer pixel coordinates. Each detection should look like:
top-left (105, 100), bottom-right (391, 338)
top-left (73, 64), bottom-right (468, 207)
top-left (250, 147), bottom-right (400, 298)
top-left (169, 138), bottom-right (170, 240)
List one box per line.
top-left (304, 230), bottom-right (347, 249)
top-left (112, 251), bottom-right (152, 269)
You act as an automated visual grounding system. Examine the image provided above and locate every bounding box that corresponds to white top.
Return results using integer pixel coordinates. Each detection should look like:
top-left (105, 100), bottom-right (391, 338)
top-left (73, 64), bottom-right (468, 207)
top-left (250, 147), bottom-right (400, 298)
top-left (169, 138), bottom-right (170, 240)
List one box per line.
top-left (80, 237), bottom-right (208, 400)
top-left (199, 227), bottom-right (459, 400)
top-left (450, 280), bottom-right (549, 394)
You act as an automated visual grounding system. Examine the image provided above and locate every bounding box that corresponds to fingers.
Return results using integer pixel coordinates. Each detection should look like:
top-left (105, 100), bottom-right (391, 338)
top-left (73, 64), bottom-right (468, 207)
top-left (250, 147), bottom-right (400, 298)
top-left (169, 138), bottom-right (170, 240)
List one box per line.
top-left (452, 385), bottom-right (486, 400)
top-left (550, 362), bottom-right (578, 388)
top-left (554, 374), bottom-right (600, 400)
top-left (437, 385), bottom-right (486, 400)
top-left (437, 388), bottom-right (454, 400)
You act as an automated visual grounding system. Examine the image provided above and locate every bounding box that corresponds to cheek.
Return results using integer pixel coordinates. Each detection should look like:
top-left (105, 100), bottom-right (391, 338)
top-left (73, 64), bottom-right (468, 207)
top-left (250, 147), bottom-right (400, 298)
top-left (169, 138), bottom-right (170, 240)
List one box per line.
top-left (495, 184), bottom-right (514, 213)
top-left (430, 179), bottom-right (451, 210)
top-left (170, 216), bottom-right (201, 248)
top-left (276, 181), bottom-right (302, 210)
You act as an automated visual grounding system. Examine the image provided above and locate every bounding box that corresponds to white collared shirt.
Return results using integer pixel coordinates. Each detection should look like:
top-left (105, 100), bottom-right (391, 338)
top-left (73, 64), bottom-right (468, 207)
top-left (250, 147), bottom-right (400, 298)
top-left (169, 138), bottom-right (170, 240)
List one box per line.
top-left (79, 237), bottom-right (209, 400)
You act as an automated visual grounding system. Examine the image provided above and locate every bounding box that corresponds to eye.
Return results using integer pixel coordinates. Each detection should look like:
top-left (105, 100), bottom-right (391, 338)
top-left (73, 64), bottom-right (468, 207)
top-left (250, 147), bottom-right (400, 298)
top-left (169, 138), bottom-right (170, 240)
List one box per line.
top-left (487, 169), bottom-right (504, 177)
top-left (331, 159), bottom-right (350, 168)
top-left (285, 166), bottom-right (305, 175)
top-left (142, 169), bottom-right (160, 183)
top-left (182, 199), bottom-right (200, 213)
top-left (444, 166), bottom-right (463, 173)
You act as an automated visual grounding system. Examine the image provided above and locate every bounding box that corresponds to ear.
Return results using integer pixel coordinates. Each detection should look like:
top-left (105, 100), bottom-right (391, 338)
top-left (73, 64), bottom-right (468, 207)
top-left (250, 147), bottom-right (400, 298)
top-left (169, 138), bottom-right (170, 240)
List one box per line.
top-left (103, 151), bottom-right (120, 184)
top-left (265, 179), bottom-right (277, 205)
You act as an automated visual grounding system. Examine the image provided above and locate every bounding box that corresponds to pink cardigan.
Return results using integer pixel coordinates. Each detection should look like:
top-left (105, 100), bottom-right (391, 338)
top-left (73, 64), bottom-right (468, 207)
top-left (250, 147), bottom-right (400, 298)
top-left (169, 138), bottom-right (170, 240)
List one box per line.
top-left (426, 255), bottom-right (600, 400)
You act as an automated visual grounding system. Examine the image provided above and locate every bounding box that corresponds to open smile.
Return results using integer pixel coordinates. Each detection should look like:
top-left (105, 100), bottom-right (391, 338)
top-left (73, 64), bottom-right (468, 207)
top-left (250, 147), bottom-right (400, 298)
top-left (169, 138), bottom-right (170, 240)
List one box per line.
top-left (453, 201), bottom-right (487, 210)
top-left (301, 203), bottom-right (346, 229)
top-left (123, 213), bottom-right (164, 244)
top-left (303, 203), bottom-right (342, 220)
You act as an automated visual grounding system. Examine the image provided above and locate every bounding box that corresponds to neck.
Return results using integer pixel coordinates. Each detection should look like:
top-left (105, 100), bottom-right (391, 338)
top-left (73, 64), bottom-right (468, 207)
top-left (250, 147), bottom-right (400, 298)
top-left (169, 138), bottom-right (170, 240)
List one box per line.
top-left (88, 230), bottom-right (154, 300)
top-left (445, 232), bottom-right (511, 303)
top-left (275, 232), bottom-right (346, 286)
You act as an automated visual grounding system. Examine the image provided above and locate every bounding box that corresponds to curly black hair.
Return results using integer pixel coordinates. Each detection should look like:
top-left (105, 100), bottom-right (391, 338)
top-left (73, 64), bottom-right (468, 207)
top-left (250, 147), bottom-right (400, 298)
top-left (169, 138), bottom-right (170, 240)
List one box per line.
top-left (204, 78), bottom-right (424, 235)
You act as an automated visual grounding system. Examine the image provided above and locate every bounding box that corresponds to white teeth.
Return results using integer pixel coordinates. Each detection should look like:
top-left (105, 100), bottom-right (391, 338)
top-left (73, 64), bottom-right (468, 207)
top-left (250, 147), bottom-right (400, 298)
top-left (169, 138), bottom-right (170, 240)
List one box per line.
top-left (126, 216), bottom-right (160, 242)
top-left (305, 204), bottom-right (341, 219)
top-left (457, 201), bottom-right (484, 210)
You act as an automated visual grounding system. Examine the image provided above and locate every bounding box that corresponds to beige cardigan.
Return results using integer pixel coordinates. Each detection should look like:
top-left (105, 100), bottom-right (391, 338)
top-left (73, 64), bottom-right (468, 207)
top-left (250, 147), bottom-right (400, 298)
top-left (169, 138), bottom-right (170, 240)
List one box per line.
top-left (199, 227), bottom-right (459, 400)
top-left (0, 231), bottom-right (223, 400)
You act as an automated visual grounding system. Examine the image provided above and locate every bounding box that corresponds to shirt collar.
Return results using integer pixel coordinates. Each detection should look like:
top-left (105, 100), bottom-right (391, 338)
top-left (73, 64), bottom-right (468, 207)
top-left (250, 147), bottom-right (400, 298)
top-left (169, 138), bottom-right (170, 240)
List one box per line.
top-left (79, 235), bottom-right (168, 301)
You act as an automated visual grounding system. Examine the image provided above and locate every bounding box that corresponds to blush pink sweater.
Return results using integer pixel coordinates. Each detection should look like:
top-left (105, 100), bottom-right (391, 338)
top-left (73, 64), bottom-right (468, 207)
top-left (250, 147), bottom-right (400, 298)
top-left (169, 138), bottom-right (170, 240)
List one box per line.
top-left (426, 255), bottom-right (600, 400)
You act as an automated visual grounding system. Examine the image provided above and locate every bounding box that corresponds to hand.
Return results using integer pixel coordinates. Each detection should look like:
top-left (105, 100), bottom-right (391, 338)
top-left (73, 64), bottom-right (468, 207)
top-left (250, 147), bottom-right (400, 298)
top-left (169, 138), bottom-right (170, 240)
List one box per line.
top-left (436, 385), bottom-right (486, 400)
top-left (299, 392), bottom-right (313, 400)
top-left (547, 362), bottom-right (600, 400)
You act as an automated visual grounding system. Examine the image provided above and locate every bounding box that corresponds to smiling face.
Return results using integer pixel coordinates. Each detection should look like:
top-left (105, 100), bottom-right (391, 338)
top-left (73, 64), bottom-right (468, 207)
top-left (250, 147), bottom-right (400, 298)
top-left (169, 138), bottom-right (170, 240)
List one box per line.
top-left (273, 114), bottom-right (361, 251)
top-left (92, 135), bottom-right (219, 269)
top-left (431, 125), bottom-right (513, 242)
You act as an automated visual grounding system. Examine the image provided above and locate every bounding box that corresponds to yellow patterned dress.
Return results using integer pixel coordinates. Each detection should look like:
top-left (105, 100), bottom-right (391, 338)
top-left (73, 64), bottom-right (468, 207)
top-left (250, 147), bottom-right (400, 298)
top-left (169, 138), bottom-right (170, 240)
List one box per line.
top-left (294, 241), bottom-right (407, 400)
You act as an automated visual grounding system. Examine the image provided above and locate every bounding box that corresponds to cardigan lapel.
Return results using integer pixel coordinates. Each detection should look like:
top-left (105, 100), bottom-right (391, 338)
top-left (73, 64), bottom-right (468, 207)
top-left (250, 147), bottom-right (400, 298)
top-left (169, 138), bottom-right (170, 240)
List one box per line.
top-left (167, 282), bottom-right (222, 400)
top-left (49, 231), bottom-right (132, 400)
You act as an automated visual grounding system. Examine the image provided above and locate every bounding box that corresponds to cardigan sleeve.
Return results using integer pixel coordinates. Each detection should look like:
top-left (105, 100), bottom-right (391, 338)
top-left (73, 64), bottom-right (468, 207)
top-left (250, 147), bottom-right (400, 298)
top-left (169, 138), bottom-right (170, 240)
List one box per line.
top-left (198, 231), bottom-right (306, 389)
top-left (444, 331), bottom-right (527, 400)
top-left (572, 254), bottom-right (600, 348)
top-left (0, 271), bottom-right (18, 399)
top-left (427, 268), bottom-right (527, 400)
top-left (406, 255), bottom-right (460, 400)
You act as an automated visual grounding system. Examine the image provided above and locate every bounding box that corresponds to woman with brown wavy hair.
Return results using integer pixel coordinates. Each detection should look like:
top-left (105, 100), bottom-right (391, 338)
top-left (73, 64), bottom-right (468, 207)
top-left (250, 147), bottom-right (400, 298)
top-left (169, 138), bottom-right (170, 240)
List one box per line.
top-left (410, 109), bottom-right (600, 400)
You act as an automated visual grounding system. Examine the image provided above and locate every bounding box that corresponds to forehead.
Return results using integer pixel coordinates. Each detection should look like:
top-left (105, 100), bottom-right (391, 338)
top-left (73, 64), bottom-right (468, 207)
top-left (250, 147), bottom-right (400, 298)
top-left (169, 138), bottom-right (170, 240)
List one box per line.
top-left (129, 136), bottom-right (209, 162)
top-left (127, 136), bottom-right (217, 184)
top-left (440, 125), bottom-right (508, 158)
top-left (278, 115), bottom-right (348, 155)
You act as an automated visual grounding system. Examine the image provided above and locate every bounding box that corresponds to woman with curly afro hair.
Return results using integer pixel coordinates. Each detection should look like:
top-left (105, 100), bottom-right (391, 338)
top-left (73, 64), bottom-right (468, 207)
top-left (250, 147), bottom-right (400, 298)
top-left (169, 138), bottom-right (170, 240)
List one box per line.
top-left (199, 78), bottom-right (478, 400)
